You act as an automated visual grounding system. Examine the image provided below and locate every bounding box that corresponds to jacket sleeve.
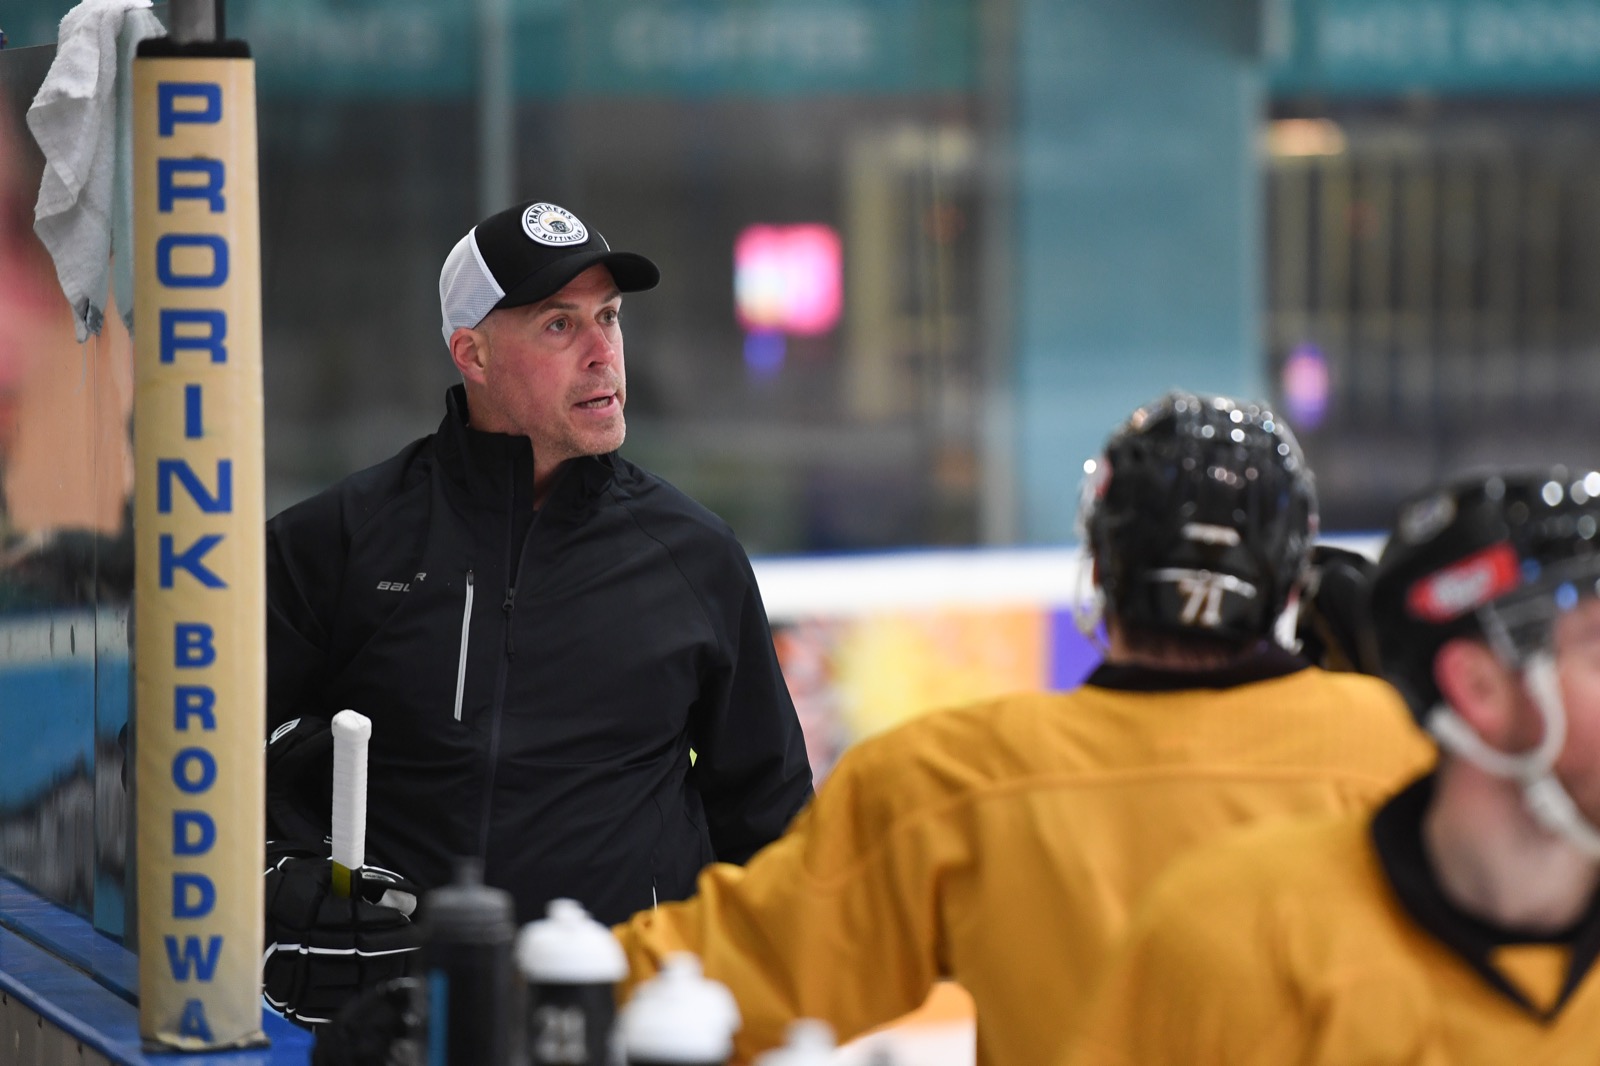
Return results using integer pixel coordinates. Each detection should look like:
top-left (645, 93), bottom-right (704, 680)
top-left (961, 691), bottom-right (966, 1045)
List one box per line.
top-left (689, 547), bottom-right (814, 864)
top-left (614, 736), bottom-right (955, 1061)
top-left (264, 492), bottom-right (348, 733)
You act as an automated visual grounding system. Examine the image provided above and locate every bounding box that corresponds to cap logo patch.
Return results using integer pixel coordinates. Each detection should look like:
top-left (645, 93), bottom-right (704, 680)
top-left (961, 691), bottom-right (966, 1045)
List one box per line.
top-left (1406, 542), bottom-right (1521, 622)
top-left (521, 203), bottom-right (589, 247)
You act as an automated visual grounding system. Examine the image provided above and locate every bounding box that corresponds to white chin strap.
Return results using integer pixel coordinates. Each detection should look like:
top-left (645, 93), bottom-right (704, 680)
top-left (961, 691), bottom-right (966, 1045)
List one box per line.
top-left (1428, 651), bottom-right (1600, 858)
top-left (1074, 553), bottom-right (1108, 651)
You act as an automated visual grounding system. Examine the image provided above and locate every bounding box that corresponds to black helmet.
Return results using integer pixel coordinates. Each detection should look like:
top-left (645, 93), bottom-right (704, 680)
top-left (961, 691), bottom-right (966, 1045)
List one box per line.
top-left (1370, 469), bottom-right (1600, 721)
top-left (1080, 392), bottom-right (1317, 642)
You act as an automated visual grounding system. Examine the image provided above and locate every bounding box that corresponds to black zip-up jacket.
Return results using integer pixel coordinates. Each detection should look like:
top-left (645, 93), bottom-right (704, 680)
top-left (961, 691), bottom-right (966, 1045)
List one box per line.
top-left (265, 386), bottom-right (814, 924)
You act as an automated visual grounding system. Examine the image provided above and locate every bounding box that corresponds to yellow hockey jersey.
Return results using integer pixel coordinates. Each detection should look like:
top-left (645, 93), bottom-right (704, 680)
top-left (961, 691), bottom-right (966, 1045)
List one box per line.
top-left (1066, 775), bottom-right (1600, 1066)
top-left (614, 652), bottom-right (1436, 1066)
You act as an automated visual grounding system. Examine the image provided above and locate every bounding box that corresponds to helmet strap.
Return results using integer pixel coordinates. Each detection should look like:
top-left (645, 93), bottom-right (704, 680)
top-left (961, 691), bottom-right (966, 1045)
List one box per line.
top-left (1428, 652), bottom-right (1600, 858)
top-left (1074, 550), bottom-right (1108, 652)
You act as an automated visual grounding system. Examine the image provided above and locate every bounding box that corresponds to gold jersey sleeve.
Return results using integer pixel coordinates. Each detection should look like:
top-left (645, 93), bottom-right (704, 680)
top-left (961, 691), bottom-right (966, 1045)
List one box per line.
top-left (616, 666), bottom-right (1436, 1066)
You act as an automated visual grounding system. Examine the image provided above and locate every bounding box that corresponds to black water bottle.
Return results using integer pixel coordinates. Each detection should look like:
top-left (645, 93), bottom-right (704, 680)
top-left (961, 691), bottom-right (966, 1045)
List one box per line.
top-left (518, 898), bottom-right (627, 1065)
top-left (421, 858), bottom-right (521, 1066)
top-left (617, 953), bottom-right (740, 1066)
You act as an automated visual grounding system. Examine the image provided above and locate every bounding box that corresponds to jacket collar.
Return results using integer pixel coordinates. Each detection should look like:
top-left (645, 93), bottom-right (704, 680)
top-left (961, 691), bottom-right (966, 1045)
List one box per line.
top-left (433, 385), bottom-right (617, 515)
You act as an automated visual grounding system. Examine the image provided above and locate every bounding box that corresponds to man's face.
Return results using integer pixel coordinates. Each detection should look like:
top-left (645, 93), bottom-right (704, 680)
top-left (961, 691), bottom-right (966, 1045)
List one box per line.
top-left (472, 264), bottom-right (627, 468)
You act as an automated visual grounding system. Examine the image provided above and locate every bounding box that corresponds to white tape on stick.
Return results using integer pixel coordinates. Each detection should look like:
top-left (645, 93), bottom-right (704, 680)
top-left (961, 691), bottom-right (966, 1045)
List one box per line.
top-left (330, 709), bottom-right (372, 897)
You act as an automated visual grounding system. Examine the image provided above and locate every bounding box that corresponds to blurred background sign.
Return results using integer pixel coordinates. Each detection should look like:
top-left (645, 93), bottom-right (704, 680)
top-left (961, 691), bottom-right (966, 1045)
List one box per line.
top-left (223, 0), bottom-right (976, 99)
top-left (1270, 0), bottom-right (1600, 94)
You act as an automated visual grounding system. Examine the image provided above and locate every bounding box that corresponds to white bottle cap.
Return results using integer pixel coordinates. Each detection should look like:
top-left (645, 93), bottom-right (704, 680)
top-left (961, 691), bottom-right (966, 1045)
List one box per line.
top-left (517, 898), bottom-right (628, 983)
top-left (618, 953), bottom-right (740, 1064)
top-left (752, 1020), bottom-right (836, 1066)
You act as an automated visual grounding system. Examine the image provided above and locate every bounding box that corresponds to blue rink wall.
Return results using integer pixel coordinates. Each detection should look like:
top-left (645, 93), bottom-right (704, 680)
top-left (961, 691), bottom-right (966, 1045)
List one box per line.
top-left (1, 877), bottom-right (312, 1064)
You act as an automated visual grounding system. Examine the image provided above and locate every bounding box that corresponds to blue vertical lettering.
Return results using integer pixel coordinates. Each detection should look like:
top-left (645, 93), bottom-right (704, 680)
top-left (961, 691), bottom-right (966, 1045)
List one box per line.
top-left (157, 158), bottom-right (225, 213)
top-left (185, 384), bottom-right (203, 438)
top-left (160, 309), bottom-right (228, 364)
top-left (157, 459), bottom-right (233, 514)
top-left (174, 623), bottom-right (216, 667)
top-left (172, 748), bottom-right (217, 794)
top-left (160, 534), bottom-right (226, 589)
top-left (173, 811), bottom-right (216, 856)
top-left (178, 999), bottom-right (215, 1042)
top-left (172, 873), bottom-right (216, 919)
top-left (174, 686), bottom-right (216, 730)
top-left (156, 235), bottom-right (229, 288)
top-left (164, 935), bottom-right (223, 981)
top-left (157, 83), bottom-right (222, 136)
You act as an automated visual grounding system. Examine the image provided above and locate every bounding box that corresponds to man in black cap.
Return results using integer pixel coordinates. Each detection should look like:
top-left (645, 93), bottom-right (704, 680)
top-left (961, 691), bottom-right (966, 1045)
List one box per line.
top-left (259, 200), bottom-right (814, 1028)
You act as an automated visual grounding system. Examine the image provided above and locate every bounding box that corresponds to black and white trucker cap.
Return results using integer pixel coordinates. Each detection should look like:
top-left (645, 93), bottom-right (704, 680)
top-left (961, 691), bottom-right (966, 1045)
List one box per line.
top-left (438, 200), bottom-right (660, 344)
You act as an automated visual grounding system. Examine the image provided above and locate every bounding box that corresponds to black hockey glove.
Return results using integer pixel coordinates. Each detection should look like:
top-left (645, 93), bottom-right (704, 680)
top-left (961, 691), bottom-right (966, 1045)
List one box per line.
top-left (311, 977), bottom-right (427, 1066)
top-left (1296, 544), bottom-right (1381, 675)
top-left (263, 842), bottom-right (425, 1030)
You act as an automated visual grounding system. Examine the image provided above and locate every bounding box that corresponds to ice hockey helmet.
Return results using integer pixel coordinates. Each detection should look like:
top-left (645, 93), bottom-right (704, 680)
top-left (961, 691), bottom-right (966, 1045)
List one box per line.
top-left (1080, 392), bottom-right (1317, 642)
top-left (1370, 469), bottom-right (1600, 721)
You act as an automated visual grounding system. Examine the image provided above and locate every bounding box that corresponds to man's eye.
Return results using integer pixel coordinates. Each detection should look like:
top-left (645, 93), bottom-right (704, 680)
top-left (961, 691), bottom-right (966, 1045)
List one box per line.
top-left (547, 317), bottom-right (570, 332)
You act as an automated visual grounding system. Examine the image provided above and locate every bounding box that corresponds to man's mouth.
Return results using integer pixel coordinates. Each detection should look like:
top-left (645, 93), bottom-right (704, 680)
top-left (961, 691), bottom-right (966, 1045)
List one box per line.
top-left (576, 392), bottom-right (615, 410)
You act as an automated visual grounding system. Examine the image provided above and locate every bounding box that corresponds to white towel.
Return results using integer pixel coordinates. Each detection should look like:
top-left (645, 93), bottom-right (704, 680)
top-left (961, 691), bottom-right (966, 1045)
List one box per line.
top-left (26, 0), bottom-right (164, 342)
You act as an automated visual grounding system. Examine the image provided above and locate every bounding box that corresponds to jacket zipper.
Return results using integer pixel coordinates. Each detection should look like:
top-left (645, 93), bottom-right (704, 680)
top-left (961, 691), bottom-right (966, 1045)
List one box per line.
top-left (453, 570), bottom-right (474, 721)
top-left (503, 587), bottom-right (517, 657)
top-left (478, 477), bottom-right (526, 860)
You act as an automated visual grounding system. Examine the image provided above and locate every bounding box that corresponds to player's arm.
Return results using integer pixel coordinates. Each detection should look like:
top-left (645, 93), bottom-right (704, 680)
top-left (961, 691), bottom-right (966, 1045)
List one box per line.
top-left (689, 548), bottom-right (814, 863)
top-left (615, 738), bottom-right (951, 1060)
top-left (264, 491), bottom-right (349, 729)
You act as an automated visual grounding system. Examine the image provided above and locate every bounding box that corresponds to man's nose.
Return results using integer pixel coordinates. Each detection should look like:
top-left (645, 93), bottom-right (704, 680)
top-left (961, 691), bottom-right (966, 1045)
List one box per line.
top-left (582, 323), bottom-right (620, 365)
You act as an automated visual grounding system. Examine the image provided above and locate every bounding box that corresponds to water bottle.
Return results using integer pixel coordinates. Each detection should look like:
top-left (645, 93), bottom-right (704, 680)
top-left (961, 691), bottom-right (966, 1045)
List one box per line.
top-left (751, 1020), bottom-right (836, 1066)
top-left (518, 897), bottom-right (627, 1066)
top-left (420, 858), bottom-right (521, 1066)
top-left (617, 953), bottom-right (740, 1066)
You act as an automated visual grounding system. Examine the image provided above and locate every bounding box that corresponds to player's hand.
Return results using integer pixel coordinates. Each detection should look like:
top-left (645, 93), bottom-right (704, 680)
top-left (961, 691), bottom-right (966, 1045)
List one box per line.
top-left (1296, 544), bottom-right (1380, 674)
top-left (262, 843), bottom-right (424, 1030)
top-left (311, 977), bottom-right (426, 1066)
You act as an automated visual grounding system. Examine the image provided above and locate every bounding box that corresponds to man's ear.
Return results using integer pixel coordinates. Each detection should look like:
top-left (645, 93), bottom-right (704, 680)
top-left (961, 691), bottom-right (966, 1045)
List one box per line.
top-left (448, 326), bottom-right (489, 384)
top-left (1435, 638), bottom-right (1522, 748)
